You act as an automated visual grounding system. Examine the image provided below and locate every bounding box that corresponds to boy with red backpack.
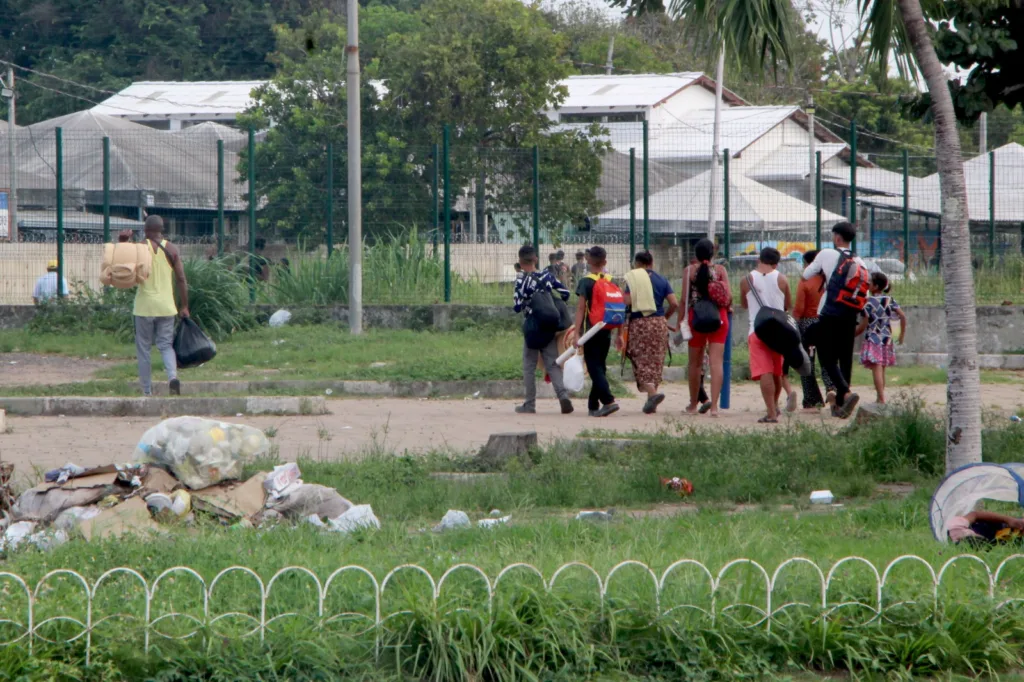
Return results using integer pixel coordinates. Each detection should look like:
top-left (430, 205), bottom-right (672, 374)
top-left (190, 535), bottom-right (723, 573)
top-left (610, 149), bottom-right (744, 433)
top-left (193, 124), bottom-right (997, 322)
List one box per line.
top-left (802, 222), bottom-right (869, 419)
top-left (574, 246), bottom-right (625, 417)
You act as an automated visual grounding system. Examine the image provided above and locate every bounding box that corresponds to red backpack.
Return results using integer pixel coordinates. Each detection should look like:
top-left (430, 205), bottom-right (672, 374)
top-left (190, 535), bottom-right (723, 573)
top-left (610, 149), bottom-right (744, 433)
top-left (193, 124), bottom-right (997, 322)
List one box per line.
top-left (586, 274), bottom-right (626, 329)
top-left (822, 250), bottom-right (870, 316)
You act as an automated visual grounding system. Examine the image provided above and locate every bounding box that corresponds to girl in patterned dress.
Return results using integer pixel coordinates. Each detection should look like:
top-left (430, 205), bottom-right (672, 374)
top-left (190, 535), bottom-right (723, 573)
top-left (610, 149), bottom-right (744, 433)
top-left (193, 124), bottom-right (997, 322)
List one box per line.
top-left (855, 273), bottom-right (907, 404)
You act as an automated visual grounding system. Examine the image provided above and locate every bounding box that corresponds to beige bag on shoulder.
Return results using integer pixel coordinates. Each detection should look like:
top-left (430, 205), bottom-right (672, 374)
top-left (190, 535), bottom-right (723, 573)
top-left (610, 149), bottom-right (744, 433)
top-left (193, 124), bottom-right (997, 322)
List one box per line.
top-left (100, 242), bottom-right (152, 289)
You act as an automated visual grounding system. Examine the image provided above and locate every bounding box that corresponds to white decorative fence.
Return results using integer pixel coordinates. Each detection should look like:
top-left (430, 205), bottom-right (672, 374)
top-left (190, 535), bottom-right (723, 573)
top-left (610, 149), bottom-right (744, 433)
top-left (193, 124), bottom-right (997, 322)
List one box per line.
top-left (4, 554), bottom-right (1024, 664)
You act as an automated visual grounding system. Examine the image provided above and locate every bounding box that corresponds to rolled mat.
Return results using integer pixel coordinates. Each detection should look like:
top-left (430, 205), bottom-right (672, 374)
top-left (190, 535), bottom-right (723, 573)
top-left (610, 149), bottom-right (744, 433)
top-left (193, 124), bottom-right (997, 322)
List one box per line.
top-left (538, 328), bottom-right (585, 376)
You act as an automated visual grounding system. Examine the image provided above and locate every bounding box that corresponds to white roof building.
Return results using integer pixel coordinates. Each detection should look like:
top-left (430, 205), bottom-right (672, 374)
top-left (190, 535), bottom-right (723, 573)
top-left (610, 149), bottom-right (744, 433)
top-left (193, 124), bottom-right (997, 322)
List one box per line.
top-left (859, 142), bottom-right (1024, 223)
top-left (91, 81), bottom-right (268, 130)
top-left (549, 72), bottom-right (747, 125)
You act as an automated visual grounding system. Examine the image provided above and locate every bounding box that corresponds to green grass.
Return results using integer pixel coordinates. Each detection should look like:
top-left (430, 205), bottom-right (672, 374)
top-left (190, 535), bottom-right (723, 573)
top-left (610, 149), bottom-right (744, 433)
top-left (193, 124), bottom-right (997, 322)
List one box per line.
top-left (4, 415), bottom-right (1024, 678)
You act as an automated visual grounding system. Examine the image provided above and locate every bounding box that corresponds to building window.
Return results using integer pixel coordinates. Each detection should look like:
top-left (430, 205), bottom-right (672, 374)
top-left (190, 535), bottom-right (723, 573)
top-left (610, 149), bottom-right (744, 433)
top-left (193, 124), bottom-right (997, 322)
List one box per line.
top-left (560, 112), bottom-right (644, 123)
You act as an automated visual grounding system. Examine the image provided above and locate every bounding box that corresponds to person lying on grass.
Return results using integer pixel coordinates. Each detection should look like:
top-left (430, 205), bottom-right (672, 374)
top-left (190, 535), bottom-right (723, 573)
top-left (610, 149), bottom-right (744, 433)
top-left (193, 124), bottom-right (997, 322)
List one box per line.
top-left (949, 510), bottom-right (1024, 545)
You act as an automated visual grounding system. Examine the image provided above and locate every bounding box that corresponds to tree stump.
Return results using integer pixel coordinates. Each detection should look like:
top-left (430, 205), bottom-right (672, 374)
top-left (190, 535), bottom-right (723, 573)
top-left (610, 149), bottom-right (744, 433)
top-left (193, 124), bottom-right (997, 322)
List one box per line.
top-left (477, 431), bottom-right (538, 469)
top-left (854, 402), bottom-right (891, 426)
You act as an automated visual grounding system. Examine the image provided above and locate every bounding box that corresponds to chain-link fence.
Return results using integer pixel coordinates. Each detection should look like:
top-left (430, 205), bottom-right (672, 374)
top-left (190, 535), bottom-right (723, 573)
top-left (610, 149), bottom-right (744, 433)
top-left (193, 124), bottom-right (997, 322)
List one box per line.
top-left (2, 119), bottom-right (1023, 307)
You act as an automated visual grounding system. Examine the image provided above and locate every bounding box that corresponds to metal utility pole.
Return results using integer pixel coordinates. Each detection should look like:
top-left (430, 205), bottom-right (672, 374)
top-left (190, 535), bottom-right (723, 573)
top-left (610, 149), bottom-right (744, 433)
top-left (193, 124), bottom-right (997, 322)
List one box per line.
top-left (3, 67), bottom-right (16, 241)
top-left (707, 46), bottom-right (724, 240)
top-left (979, 112), bottom-right (988, 155)
top-left (347, 0), bottom-right (363, 335)
top-left (605, 35), bottom-right (615, 75)
top-left (806, 94), bottom-right (816, 204)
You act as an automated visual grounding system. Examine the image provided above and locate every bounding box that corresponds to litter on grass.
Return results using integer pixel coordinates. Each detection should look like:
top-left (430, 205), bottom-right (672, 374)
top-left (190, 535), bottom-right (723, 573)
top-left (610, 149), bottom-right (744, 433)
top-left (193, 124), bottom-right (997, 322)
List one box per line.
top-left (3, 418), bottom-right (377, 552)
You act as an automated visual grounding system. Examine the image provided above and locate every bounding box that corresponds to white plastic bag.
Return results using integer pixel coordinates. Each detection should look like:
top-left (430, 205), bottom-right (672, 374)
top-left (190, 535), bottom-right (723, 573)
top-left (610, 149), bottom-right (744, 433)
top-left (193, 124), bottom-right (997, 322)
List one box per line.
top-left (133, 417), bottom-right (271, 490)
top-left (328, 505), bottom-right (380, 534)
top-left (269, 310), bottom-right (292, 327)
top-left (563, 354), bottom-right (585, 393)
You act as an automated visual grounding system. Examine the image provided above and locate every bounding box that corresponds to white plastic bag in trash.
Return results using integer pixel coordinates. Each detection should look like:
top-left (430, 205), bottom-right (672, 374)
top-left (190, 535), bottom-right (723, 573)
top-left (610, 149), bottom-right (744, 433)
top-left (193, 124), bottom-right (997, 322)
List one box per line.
top-left (133, 416), bottom-right (271, 490)
top-left (328, 505), bottom-right (380, 534)
top-left (563, 354), bottom-right (585, 393)
top-left (269, 310), bottom-right (292, 327)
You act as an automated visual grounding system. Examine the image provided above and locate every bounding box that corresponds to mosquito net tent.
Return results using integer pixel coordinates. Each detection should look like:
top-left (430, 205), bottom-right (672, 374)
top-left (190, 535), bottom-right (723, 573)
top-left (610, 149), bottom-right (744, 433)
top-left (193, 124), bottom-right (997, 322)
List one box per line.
top-left (930, 463), bottom-right (1024, 542)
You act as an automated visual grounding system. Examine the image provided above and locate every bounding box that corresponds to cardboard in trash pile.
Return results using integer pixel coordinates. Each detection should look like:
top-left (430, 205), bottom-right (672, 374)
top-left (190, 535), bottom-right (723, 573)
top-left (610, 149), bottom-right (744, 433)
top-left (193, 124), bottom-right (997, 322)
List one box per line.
top-left (191, 472), bottom-right (269, 522)
top-left (79, 497), bottom-right (160, 541)
top-left (12, 470), bottom-right (123, 522)
top-left (142, 468), bottom-right (180, 495)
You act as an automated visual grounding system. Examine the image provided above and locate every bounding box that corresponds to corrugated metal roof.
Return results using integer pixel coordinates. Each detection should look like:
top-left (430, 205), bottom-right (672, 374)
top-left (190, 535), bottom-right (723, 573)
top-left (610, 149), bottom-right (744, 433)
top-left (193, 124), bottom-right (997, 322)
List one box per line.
top-left (555, 106), bottom-right (801, 160)
top-left (747, 143), bottom-right (847, 181)
top-left (597, 168), bottom-right (845, 233)
top-left (559, 73), bottom-right (705, 109)
top-left (859, 143), bottom-right (1024, 222)
top-left (92, 81), bottom-right (266, 118)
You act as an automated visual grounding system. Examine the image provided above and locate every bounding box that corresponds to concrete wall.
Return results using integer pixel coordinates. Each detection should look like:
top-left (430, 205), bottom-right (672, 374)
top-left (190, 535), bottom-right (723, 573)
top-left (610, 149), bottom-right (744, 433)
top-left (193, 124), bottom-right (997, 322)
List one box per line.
top-left (3, 303), bottom-right (1022, 354)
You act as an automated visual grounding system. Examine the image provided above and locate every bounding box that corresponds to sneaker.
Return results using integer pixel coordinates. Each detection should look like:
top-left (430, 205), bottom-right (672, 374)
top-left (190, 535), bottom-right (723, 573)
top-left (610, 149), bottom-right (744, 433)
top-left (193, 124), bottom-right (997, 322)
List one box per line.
top-left (169, 378), bottom-right (181, 396)
top-left (642, 393), bottom-right (666, 415)
top-left (834, 393), bottom-right (860, 419)
top-left (515, 404), bottom-right (536, 414)
top-left (590, 403), bottom-right (620, 418)
top-left (560, 398), bottom-right (574, 415)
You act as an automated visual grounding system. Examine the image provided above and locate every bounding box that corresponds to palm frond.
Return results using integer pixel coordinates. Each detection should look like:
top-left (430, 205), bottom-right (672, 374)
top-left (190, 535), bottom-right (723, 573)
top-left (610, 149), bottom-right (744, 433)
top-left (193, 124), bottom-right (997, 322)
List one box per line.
top-left (668, 0), bottom-right (797, 73)
top-left (858, 0), bottom-right (950, 81)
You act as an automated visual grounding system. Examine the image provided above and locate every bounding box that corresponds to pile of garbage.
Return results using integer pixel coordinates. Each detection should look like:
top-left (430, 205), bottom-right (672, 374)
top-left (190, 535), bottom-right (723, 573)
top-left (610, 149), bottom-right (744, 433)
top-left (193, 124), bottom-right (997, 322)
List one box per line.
top-left (0, 416), bottom-right (379, 552)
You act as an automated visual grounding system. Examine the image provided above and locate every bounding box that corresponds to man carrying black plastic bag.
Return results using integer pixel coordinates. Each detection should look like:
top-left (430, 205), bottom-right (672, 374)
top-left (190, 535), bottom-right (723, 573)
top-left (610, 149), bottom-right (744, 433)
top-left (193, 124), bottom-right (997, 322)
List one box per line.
top-left (134, 215), bottom-right (189, 397)
top-left (512, 245), bottom-right (574, 415)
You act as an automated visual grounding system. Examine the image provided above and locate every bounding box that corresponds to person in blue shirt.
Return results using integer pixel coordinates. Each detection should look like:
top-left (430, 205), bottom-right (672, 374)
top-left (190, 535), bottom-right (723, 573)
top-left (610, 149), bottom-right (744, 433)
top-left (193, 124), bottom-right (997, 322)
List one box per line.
top-left (33, 260), bottom-right (70, 304)
top-left (620, 251), bottom-right (678, 414)
top-left (512, 245), bottom-right (574, 415)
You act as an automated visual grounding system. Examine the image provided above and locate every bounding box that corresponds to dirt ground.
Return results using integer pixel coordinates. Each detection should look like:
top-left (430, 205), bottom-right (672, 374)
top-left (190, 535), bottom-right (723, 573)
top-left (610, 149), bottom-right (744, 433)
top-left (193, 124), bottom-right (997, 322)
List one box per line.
top-left (0, 353), bottom-right (117, 386)
top-left (2, 381), bottom-right (1023, 478)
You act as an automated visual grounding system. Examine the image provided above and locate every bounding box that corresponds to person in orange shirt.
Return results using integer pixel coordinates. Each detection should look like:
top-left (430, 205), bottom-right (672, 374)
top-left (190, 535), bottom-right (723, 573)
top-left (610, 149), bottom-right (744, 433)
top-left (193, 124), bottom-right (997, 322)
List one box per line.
top-left (793, 250), bottom-right (835, 409)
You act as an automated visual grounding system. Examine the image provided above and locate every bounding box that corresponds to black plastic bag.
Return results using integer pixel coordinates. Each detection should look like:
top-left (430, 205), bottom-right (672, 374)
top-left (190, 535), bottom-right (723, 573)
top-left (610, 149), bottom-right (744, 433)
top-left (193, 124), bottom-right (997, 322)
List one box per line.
top-left (522, 314), bottom-right (556, 351)
top-left (173, 318), bottom-right (217, 368)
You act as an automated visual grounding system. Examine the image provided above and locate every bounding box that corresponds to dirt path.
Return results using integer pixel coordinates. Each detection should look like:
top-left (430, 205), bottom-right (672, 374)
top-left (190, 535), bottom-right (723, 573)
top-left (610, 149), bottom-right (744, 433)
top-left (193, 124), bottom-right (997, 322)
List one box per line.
top-left (2, 381), bottom-right (1022, 478)
top-left (0, 353), bottom-right (117, 386)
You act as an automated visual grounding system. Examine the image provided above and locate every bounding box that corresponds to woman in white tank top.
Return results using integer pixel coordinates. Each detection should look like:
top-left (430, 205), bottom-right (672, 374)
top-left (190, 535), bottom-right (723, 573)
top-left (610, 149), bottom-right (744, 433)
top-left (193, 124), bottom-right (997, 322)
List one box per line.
top-left (745, 270), bottom-right (785, 336)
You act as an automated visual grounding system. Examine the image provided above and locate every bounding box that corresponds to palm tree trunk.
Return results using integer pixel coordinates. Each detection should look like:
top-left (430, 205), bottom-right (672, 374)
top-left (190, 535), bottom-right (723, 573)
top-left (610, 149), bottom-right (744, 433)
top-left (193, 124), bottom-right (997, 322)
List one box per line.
top-left (897, 0), bottom-right (982, 471)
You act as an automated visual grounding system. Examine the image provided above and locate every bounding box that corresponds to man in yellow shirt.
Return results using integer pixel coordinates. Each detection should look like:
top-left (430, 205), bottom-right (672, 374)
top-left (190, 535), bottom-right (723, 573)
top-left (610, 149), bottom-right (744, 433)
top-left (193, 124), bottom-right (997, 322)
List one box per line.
top-left (134, 215), bottom-right (189, 396)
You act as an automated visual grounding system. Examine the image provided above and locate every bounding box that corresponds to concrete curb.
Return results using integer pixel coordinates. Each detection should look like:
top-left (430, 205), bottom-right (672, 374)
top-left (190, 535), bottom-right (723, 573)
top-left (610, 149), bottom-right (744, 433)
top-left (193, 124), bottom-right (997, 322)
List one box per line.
top-left (0, 396), bottom-right (328, 417)
top-left (896, 353), bottom-right (1024, 370)
top-left (145, 367), bottom-right (748, 400)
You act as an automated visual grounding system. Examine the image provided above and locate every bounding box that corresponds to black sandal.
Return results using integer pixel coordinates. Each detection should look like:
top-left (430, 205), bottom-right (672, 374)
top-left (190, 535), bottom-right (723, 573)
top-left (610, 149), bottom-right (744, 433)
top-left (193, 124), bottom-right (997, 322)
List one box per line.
top-left (757, 415), bottom-right (779, 424)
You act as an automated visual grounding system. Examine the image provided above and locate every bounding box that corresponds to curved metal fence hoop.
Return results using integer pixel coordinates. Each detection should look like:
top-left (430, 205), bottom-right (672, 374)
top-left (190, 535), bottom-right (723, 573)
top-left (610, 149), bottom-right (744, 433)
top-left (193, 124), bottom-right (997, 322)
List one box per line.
top-left (715, 559), bottom-right (772, 630)
top-left (437, 564), bottom-right (494, 619)
top-left (208, 566), bottom-right (267, 642)
top-left (604, 560), bottom-right (661, 619)
top-left (5, 555), bottom-right (1024, 660)
top-left (149, 566), bottom-right (209, 650)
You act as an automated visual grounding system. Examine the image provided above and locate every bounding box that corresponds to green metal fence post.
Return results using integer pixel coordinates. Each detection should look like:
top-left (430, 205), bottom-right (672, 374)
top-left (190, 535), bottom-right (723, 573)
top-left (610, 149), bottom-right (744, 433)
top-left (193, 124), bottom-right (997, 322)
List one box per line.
top-left (629, 147), bottom-right (636, 258)
top-left (56, 127), bottom-right (64, 297)
top-left (532, 145), bottom-right (540, 248)
top-left (443, 125), bottom-right (451, 303)
top-left (216, 139), bottom-right (224, 257)
top-left (102, 137), bottom-right (110, 244)
top-left (432, 143), bottom-right (439, 251)
top-left (815, 150), bottom-right (822, 250)
top-left (326, 141), bottom-right (334, 258)
top-left (723, 148), bottom-right (730, 260)
top-left (642, 120), bottom-right (650, 250)
top-left (247, 127), bottom-right (256, 303)
top-left (869, 206), bottom-right (875, 257)
top-left (849, 119), bottom-right (857, 250)
top-left (902, 150), bottom-right (910, 268)
top-left (989, 150), bottom-right (996, 263)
